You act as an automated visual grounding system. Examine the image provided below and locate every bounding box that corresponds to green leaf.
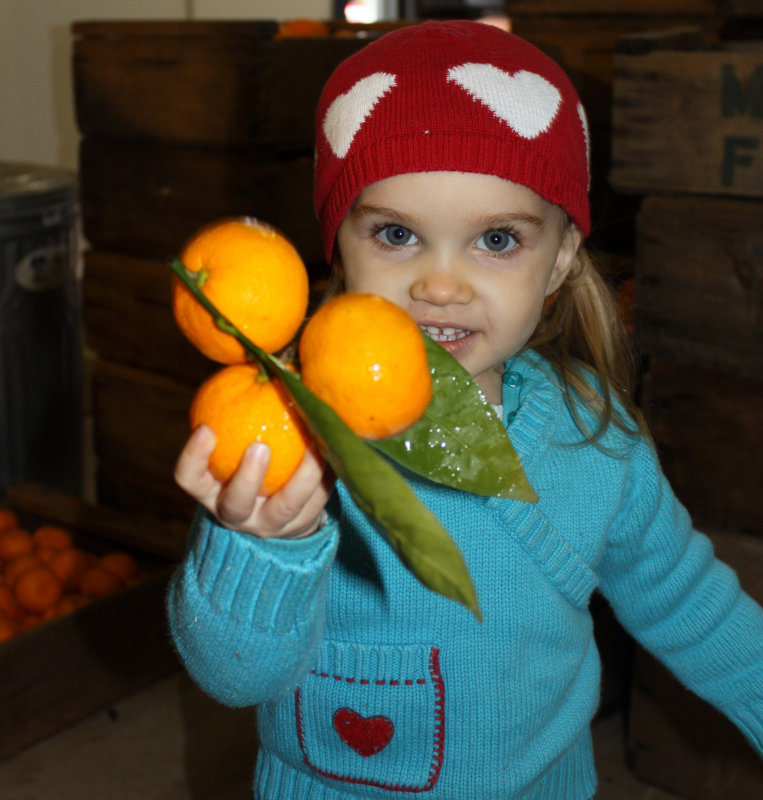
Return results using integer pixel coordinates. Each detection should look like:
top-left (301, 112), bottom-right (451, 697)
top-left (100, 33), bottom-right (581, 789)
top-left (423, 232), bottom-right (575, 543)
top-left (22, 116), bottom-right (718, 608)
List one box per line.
top-left (372, 334), bottom-right (537, 502)
top-left (277, 368), bottom-right (482, 621)
top-left (169, 258), bottom-right (482, 619)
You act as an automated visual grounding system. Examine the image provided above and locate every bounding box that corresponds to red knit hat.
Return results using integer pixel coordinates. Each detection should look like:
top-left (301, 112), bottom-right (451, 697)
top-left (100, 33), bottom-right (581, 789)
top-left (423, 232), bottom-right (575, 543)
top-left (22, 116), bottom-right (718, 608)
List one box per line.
top-left (314, 20), bottom-right (590, 263)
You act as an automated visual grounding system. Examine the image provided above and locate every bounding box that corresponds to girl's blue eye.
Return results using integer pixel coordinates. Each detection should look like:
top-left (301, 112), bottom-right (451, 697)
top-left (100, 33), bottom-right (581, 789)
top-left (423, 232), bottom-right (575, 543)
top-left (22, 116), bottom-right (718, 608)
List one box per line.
top-left (377, 225), bottom-right (417, 247)
top-left (477, 229), bottom-right (517, 253)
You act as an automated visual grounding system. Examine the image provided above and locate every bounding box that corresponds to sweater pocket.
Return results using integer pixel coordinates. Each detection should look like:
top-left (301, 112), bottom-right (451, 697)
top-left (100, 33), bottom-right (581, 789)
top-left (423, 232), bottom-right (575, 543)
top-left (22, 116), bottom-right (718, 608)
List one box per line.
top-left (295, 640), bottom-right (445, 793)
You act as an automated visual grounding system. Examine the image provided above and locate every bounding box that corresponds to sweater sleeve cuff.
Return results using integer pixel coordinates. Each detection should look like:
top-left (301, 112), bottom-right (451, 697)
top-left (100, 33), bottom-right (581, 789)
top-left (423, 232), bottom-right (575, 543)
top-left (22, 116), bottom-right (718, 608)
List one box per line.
top-left (186, 508), bottom-right (339, 633)
top-left (732, 692), bottom-right (763, 756)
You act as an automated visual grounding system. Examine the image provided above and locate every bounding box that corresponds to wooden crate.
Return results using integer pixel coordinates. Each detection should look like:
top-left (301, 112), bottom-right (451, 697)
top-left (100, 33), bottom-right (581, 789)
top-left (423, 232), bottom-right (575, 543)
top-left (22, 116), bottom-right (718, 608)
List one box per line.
top-left (628, 529), bottom-right (763, 800)
top-left (611, 28), bottom-right (763, 198)
top-left (0, 485), bottom-right (184, 761)
top-left (72, 21), bottom-right (370, 152)
top-left (634, 194), bottom-right (762, 379)
top-left (643, 359), bottom-right (762, 538)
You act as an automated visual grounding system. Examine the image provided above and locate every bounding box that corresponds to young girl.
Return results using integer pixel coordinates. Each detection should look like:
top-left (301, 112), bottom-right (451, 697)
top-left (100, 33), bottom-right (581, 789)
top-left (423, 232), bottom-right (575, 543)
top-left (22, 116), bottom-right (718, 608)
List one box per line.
top-left (168, 20), bottom-right (763, 799)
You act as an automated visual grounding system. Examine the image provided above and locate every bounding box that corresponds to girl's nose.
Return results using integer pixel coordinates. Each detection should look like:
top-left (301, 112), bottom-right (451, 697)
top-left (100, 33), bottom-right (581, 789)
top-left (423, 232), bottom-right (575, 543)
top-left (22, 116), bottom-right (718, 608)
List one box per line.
top-left (410, 260), bottom-right (474, 306)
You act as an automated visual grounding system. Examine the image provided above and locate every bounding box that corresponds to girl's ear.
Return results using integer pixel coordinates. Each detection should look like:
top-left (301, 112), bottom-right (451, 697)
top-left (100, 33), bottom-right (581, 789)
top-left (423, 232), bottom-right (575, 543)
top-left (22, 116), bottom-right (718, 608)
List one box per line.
top-left (546, 223), bottom-right (583, 297)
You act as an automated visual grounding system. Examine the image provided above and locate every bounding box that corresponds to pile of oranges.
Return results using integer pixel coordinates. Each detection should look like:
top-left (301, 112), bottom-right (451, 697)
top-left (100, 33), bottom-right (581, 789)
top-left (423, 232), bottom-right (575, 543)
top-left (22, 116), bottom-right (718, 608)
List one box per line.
top-left (173, 218), bottom-right (432, 494)
top-left (0, 508), bottom-right (144, 643)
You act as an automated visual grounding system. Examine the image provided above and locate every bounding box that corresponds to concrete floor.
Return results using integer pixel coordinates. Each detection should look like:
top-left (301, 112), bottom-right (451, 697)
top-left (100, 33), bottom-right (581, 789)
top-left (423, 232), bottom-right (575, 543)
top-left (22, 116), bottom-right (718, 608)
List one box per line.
top-left (0, 670), bottom-right (682, 800)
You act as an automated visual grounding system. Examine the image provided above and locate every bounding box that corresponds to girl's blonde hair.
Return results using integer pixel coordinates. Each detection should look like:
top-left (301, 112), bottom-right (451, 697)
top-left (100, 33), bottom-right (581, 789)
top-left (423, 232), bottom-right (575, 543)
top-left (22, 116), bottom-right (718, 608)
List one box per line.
top-left (526, 243), bottom-right (646, 443)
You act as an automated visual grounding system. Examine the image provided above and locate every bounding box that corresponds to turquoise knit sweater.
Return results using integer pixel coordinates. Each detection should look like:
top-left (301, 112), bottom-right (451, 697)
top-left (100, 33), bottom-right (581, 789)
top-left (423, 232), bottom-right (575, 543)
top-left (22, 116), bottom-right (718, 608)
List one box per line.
top-left (167, 351), bottom-right (763, 799)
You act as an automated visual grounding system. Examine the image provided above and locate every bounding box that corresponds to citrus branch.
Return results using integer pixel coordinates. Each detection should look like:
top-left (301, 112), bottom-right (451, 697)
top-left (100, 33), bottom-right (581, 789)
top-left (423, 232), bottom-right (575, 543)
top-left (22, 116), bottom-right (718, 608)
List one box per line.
top-left (169, 257), bottom-right (482, 620)
top-left (170, 258), bottom-right (278, 379)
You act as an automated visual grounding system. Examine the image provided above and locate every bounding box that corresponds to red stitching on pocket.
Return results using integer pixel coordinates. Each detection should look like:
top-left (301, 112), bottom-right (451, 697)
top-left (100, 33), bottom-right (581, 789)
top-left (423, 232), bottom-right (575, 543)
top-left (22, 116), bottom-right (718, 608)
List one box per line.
top-left (429, 648), bottom-right (445, 789)
top-left (296, 646), bottom-right (444, 793)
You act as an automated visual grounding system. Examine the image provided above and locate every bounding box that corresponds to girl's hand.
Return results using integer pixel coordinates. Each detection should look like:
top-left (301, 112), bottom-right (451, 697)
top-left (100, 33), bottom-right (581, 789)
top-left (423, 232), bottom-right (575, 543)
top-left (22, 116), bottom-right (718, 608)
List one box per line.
top-left (174, 425), bottom-right (334, 539)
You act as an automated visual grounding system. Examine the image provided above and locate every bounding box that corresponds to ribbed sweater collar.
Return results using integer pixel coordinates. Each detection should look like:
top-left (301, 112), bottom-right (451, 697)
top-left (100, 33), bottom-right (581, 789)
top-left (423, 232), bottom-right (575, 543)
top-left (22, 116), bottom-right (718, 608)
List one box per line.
top-left (501, 350), bottom-right (563, 473)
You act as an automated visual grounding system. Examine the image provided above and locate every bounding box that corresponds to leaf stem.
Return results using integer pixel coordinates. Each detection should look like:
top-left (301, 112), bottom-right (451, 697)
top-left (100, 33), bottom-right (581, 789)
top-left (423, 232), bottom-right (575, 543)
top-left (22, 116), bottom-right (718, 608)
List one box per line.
top-left (170, 258), bottom-right (278, 380)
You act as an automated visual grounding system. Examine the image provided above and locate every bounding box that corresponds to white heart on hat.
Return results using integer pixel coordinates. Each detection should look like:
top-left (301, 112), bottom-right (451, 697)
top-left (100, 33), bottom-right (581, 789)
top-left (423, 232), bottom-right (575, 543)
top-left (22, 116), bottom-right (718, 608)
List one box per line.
top-left (577, 102), bottom-right (591, 189)
top-left (447, 63), bottom-right (561, 139)
top-left (323, 72), bottom-right (397, 159)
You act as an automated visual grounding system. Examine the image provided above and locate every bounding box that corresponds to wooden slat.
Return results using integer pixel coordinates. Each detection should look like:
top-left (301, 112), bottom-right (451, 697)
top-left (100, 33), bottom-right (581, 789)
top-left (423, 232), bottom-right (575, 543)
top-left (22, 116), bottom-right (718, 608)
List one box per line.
top-left (634, 195), bottom-right (763, 379)
top-left (89, 359), bottom-right (199, 522)
top-left (72, 20), bottom-right (279, 37)
top-left (611, 32), bottom-right (763, 197)
top-left (507, 0), bottom-right (720, 14)
top-left (91, 359), bottom-right (194, 482)
top-left (79, 139), bottom-right (324, 270)
top-left (643, 359), bottom-right (763, 537)
top-left (613, 25), bottom-right (706, 53)
top-left (73, 22), bottom-right (365, 150)
top-left (4, 483), bottom-right (187, 560)
top-left (726, 0), bottom-right (763, 16)
top-left (82, 250), bottom-right (214, 385)
top-left (95, 461), bottom-right (198, 524)
top-left (516, 17), bottom-right (719, 91)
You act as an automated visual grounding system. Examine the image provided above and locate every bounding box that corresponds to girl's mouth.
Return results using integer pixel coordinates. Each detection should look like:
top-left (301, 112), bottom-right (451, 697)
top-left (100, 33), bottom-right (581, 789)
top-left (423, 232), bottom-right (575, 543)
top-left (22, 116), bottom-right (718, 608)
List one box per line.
top-left (419, 325), bottom-right (472, 343)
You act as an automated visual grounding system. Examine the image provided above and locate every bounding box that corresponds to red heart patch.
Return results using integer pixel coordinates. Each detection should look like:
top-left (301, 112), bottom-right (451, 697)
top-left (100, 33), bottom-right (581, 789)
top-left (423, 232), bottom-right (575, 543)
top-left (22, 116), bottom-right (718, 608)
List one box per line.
top-left (333, 707), bottom-right (394, 758)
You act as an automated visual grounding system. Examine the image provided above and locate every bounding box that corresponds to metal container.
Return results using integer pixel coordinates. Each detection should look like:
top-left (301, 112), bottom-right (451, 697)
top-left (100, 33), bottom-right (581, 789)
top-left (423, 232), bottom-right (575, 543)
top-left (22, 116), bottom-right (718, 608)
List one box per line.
top-left (0, 162), bottom-right (83, 494)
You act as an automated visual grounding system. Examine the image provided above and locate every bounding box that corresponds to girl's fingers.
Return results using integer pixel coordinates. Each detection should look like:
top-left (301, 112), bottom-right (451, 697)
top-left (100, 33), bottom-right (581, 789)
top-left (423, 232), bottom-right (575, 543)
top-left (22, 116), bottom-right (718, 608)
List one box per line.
top-left (214, 443), bottom-right (270, 527)
top-left (174, 425), bottom-right (220, 500)
top-left (176, 431), bottom-right (333, 539)
top-left (254, 448), bottom-right (334, 538)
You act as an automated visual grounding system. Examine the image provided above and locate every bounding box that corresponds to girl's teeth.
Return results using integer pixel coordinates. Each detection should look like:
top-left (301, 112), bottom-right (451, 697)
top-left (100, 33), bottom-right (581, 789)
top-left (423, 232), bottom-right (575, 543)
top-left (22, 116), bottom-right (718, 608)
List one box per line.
top-left (421, 325), bottom-right (471, 342)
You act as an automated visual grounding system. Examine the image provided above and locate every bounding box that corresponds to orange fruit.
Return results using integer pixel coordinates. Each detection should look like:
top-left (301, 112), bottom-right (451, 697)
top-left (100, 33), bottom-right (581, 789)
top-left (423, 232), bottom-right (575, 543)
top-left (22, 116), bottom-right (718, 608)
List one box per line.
top-left (299, 293), bottom-right (432, 439)
top-left (3, 553), bottom-right (41, 587)
top-left (0, 527), bottom-right (34, 562)
top-left (0, 584), bottom-right (20, 622)
top-left (0, 613), bottom-right (17, 643)
top-left (274, 19), bottom-right (330, 39)
top-left (190, 363), bottom-right (312, 495)
top-left (172, 218), bottom-right (309, 363)
top-left (36, 546), bottom-right (59, 565)
top-left (79, 566), bottom-right (123, 598)
top-left (13, 565), bottom-right (63, 614)
top-left (50, 547), bottom-right (92, 592)
top-left (99, 552), bottom-right (139, 583)
top-left (0, 509), bottom-right (20, 531)
top-left (32, 525), bottom-right (74, 551)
